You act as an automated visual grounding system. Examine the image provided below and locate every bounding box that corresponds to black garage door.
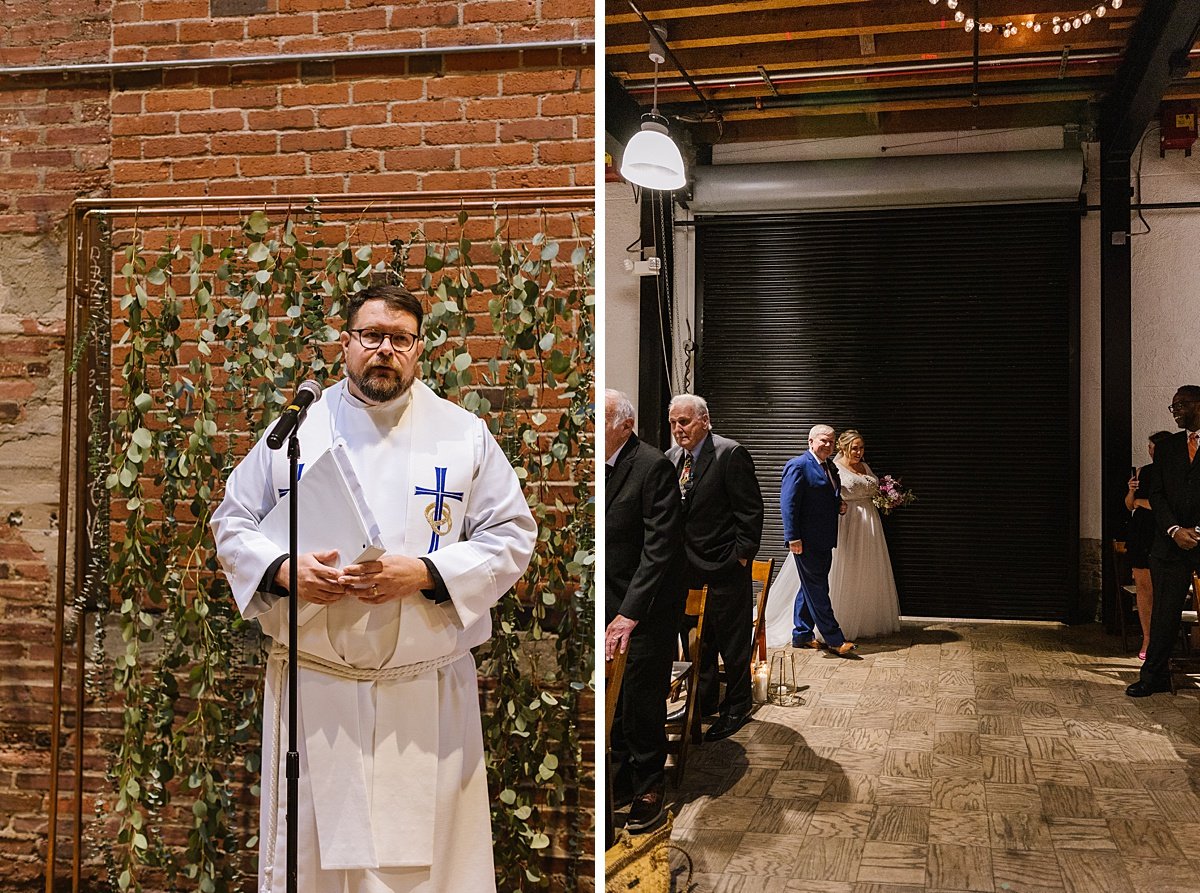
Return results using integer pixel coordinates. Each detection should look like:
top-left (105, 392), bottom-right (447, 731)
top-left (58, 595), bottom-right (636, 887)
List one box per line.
top-left (695, 203), bottom-right (1080, 622)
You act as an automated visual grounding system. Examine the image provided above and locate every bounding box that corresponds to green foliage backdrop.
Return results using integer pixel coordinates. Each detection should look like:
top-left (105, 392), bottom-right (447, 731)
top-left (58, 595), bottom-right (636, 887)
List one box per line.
top-left (94, 206), bottom-right (594, 891)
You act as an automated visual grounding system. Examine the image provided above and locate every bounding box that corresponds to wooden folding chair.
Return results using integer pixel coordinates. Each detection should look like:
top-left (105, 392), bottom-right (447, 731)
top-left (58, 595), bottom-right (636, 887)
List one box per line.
top-left (1110, 540), bottom-right (1138, 652)
top-left (1168, 573), bottom-right (1200, 693)
top-left (751, 557), bottom-right (776, 665)
top-left (604, 645), bottom-right (629, 848)
top-left (605, 646), bottom-right (628, 750)
top-left (666, 586), bottom-right (708, 785)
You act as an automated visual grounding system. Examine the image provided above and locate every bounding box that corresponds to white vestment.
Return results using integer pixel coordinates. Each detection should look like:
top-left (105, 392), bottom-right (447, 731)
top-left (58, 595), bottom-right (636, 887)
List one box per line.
top-left (211, 379), bottom-right (536, 893)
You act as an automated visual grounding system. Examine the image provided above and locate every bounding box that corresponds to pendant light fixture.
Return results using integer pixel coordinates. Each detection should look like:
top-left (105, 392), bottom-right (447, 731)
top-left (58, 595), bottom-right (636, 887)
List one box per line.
top-left (620, 26), bottom-right (686, 191)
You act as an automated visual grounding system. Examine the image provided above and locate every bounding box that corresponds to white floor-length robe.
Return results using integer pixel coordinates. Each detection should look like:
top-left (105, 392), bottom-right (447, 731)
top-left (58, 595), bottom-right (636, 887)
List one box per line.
top-left (211, 379), bottom-right (536, 893)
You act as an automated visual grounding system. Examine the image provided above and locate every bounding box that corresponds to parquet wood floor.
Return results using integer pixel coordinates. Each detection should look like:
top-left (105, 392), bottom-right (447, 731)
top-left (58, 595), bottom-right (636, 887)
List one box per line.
top-left (663, 622), bottom-right (1200, 893)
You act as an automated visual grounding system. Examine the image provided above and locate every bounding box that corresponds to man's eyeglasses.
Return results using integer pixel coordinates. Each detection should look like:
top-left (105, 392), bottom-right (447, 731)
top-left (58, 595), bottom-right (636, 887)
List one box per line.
top-left (1170, 400), bottom-right (1198, 412)
top-left (349, 329), bottom-right (419, 352)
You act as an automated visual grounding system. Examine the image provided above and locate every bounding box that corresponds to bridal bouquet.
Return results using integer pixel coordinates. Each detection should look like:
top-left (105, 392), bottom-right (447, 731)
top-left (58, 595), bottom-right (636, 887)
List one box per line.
top-left (873, 475), bottom-right (916, 515)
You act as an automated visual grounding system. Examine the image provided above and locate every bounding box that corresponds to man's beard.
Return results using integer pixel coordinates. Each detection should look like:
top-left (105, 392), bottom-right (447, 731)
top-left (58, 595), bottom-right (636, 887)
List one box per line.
top-left (349, 362), bottom-right (416, 403)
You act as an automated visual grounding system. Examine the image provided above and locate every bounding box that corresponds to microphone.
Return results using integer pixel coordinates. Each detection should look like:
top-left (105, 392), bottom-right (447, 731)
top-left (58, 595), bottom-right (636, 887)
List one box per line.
top-left (266, 381), bottom-right (323, 450)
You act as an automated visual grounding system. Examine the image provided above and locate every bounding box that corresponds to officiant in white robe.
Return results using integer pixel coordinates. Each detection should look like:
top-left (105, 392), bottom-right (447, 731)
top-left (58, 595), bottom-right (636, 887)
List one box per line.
top-left (211, 284), bottom-right (536, 893)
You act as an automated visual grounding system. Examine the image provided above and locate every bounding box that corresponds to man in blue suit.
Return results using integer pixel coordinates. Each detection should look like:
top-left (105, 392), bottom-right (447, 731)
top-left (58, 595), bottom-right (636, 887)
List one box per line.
top-left (780, 424), bottom-right (857, 656)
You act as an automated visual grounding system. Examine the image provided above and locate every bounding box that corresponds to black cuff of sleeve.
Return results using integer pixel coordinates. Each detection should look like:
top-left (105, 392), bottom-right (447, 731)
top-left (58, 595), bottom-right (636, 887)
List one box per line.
top-left (419, 557), bottom-right (452, 604)
top-left (259, 554), bottom-right (290, 599)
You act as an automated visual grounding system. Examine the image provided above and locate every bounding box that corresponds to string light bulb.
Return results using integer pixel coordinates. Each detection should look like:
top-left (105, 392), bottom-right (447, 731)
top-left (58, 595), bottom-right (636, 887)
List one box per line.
top-left (926, 0), bottom-right (1118, 38)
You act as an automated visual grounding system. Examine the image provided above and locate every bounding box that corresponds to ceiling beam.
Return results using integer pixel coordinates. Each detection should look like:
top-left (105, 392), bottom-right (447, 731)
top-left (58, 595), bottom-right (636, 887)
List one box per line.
top-left (1099, 0), bottom-right (1200, 152)
top-left (610, 32), bottom-right (1129, 81)
top-left (694, 99), bottom-right (1091, 141)
top-left (606, 0), bottom-right (873, 27)
top-left (660, 75), bottom-right (1108, 116)
top-left (607, 2), bottom-right (1139, 56)
top-left (606, 70), bottom-right (646, 144)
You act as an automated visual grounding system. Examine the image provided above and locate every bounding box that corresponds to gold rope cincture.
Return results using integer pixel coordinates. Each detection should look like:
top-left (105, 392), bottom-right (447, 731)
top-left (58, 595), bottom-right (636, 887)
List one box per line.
top-left (260, 646), bottom-right (468, 890)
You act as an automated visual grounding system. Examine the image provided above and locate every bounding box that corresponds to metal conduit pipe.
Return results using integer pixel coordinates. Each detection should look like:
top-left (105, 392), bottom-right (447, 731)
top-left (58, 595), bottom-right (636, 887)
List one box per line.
top-left (628, 46), bottom-right (1200, 96)
top-left (72, 188), bottom-right (593, 223)
top-left (660, 77), bottom-right (1109, 117)
top-left (71, 187), bottom-right (592, 210)
top-left (0, 38), bottom-right (594, 78)
top-left (625, 50), bottom-right (1124, 95)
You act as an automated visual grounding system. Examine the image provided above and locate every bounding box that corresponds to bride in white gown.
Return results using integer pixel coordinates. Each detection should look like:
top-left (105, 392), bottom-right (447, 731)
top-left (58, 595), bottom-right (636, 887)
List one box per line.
top-left (765, 429), bottom-right (901, 646)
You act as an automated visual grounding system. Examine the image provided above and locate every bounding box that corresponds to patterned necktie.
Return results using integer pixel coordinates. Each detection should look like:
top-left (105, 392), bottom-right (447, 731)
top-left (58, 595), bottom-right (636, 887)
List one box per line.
top-left (1190, 432), bottom-right (1199, 463)
top-left (679, 453), bottom-right (693, 497)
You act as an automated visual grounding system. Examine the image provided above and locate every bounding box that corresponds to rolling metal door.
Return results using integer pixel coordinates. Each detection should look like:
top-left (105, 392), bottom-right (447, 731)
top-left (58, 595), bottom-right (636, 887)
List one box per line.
top-left (695, 203), bottom-right (1080, 622)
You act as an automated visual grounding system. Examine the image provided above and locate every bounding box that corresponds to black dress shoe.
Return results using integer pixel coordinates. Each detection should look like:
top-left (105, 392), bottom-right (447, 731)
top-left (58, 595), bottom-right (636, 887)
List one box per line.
top-left (1126, 679), bottom-right (1172, 698)
top-left (625, 786), bottom-right (665, 833)
top-left (704, 712), bottom-right (750, 741)
top-left (666, 704), bottom-right (687, 723)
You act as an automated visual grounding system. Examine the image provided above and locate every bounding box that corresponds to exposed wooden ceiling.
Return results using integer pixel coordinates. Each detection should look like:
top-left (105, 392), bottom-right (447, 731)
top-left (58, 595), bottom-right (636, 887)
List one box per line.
top-left (606, 0), bottom-right (1200, 145)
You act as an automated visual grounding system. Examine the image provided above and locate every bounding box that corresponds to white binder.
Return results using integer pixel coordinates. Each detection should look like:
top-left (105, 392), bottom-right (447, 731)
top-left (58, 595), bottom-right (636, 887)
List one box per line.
top-left (259, 443), bottom-right (386, 569)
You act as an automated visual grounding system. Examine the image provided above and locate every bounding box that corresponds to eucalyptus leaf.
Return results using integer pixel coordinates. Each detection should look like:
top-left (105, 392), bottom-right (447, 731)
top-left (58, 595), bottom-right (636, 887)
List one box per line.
top-left (247, 210), bottom-right (270, 234)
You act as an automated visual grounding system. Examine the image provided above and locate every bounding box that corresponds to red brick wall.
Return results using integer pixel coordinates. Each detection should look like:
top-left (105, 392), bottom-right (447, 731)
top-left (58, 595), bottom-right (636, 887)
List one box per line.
top-left (0, 0), bottom-right (111, 232)
top-left (108, 0), bottom-right (594, 197)
top-left (0, 1), bottom-right (112, 885)
top-left (0, 1), bottom-right (594, 889)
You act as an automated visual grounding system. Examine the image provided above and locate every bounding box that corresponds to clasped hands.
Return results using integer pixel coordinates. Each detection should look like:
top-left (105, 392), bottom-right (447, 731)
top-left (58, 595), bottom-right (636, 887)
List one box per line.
top-left (276, 550), bottom-right (434, 604)
top-left (1171, 528), bottom-right (1200, 551)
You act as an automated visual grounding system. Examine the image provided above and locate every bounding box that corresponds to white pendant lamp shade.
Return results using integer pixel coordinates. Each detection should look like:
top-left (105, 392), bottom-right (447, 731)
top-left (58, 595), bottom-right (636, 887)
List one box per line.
top-left (621, 116), bottom-right (686, 191)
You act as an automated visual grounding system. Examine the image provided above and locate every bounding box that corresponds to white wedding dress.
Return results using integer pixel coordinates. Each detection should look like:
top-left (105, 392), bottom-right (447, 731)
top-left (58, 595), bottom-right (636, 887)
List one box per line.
top-left (764, 461), bottom-right (901, 646)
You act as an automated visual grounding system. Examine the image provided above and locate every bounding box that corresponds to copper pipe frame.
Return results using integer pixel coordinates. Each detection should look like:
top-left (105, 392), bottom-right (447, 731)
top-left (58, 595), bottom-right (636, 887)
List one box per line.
top-left (46, 186), bottom-right (595, 892)
top-left (46, 208), bottom-right (79, 893)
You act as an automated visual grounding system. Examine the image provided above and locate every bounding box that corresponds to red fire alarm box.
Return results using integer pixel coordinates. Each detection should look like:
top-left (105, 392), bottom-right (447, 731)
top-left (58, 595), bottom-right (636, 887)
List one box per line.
top-left (1160, 101), bottom-right (1197, 157)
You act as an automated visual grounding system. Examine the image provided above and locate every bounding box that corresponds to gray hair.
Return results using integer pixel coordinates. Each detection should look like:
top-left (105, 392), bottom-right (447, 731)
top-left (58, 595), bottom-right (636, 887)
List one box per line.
top-left (668, 393), bottom-right (709, 418)
top-left (605, 389), bottom-right (635, 425)
top-left (808, 424), bottom-right (834, 439)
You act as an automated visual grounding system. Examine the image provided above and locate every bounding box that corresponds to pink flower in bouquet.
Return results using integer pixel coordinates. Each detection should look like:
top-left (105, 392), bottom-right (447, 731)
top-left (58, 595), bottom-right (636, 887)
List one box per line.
top-left (872, 474), bottom-right (916, 515)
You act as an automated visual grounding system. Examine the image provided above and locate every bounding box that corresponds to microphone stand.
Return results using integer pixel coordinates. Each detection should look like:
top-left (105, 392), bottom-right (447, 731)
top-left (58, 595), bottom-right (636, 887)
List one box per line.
top-left (286, 431), bottom-right (300, 893)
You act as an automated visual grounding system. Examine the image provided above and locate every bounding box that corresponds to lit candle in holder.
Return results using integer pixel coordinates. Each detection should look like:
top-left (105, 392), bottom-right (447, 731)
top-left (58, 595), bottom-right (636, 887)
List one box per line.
top-left (753, 662), bottom-right (770, 703)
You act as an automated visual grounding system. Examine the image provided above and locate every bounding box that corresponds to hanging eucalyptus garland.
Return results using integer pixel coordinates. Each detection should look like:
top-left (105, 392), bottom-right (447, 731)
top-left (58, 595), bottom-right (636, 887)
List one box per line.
top-left (97, 205), bottom-right (594, 891)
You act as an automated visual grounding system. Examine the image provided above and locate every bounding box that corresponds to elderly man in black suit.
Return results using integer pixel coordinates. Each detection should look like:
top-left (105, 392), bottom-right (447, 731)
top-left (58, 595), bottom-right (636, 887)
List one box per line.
top-left (1128, 385), bottom-right (1200, 697)
top-left (666, 394), bottom-right (764, 742)
top-left (604, 389), bottom-right (684, 832)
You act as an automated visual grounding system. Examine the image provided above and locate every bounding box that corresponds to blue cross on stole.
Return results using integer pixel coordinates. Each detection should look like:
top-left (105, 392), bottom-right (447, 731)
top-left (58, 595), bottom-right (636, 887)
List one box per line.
top-left (414, 467), bottom-right (465, 553)
top-left (277, 463), bottom-right (305, 499)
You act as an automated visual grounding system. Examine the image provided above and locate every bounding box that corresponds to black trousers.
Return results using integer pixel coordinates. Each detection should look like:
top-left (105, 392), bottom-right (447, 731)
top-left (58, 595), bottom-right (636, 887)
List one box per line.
top-left (1141, 554), bottom-right (1200, 685)
top-left (610, 604), bottom-right (680, 799)
top-left (690, 561), bottom-right (754, 718)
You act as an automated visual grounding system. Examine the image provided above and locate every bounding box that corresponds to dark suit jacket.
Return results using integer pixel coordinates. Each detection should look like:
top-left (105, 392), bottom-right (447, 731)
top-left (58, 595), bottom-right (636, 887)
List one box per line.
top-left (1149, 429), bottom-right (1200, 563)
top-left (666, 432), bottom-right (764, 576)
top-left (605, 434), bottom-right (685, 624)
top-left (780, 449), bottom-right (842, 551)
